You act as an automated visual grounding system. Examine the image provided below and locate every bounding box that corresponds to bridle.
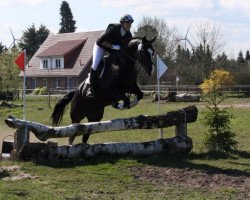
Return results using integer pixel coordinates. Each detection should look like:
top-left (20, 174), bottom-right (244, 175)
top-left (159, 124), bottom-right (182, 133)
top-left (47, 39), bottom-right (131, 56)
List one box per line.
top-left (137, 43), bottom-right (154, 67)
top-left (117, 40), bottom-right (154, 67)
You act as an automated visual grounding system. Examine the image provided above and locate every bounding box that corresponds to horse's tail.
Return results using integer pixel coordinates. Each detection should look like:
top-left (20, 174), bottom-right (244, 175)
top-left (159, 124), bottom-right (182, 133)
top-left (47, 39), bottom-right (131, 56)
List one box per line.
top-left (51, 91), bottom-right (75, 126)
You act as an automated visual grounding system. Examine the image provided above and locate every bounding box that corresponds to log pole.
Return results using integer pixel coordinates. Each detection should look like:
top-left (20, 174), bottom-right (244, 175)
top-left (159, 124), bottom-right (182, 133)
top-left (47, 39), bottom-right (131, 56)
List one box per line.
top-left (4, 106), bottom-right (198, 161)
top-left (5, 106), bottom-right (198, 141)
top-left (19, 136), bottom-right (193, 161)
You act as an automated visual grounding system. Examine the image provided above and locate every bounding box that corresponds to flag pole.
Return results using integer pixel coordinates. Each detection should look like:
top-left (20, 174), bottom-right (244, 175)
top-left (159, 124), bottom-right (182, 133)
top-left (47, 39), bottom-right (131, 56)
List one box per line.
top-left (157, 55), bottom-right (163, 138)
top-left (23, 50), bottom-right (26, 121)
top-left (23, 50), bottom-right (28, 144)
top-left (15, 49), bottom-right (29, 144)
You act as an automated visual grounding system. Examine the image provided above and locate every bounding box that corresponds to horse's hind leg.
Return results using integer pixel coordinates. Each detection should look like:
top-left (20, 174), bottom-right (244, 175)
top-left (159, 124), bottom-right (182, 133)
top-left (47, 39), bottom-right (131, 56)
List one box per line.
top-left (69, 95), bottom-right (86, 145)
top-left (69, 113), bottom-right (85, 145)
top-left (83, 107), bottom-right (104, 143)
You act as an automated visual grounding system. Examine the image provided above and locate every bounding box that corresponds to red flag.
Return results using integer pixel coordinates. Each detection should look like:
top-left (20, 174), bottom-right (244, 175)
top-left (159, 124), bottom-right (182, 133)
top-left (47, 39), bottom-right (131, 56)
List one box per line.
top-left (15, 51), bottom-right (25, 71)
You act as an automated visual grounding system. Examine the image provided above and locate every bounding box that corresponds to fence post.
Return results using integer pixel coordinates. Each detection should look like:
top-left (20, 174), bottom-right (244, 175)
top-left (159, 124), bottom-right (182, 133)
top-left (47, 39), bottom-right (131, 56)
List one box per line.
top-left (14, 128), bottom-right (30, 156)
top-left (175, 122), bottom-right (187, 136)
top-left (175, 109), bottom-right (187, 136)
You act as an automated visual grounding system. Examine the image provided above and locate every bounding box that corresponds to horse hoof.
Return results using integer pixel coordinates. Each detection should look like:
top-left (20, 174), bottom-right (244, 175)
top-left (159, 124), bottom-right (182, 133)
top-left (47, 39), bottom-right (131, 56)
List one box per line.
top-left (111, 102), bottom-right (119, 109)
top-left (137, 92), bottom-right (144, 101)
top-left (123, 102), bottom-right (131, 109)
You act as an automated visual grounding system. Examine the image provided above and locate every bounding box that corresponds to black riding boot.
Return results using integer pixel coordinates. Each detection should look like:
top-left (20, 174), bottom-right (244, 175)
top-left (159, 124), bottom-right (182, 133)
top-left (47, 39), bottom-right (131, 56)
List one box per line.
top-left (86, 69), bottom-right (98, 98)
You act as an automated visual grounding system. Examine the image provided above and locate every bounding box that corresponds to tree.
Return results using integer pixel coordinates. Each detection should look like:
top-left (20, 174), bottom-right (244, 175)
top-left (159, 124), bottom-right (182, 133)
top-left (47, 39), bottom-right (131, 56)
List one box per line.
top-left (200, 69), bottom-right (237, 152)
top-left (19, 24), bottom-right (50, 60)
top-left (0, 42), bottom-right (6, 53)
top-left (134, 16), bottom-right (179, 59)
top-left (37, 25), bottom-right (51, 45)
top-left (190, 21), bottom-right (226, 78)
top-left (192, 21), bottom-right (226, 57)
top-left (0, 48), bottom-right (22, 91)
top-left (134, 16), bottom-right (178, 84)
top-left (245, 50), bottom-right (250, 62)
top-left (59, 1), bottom-right (76, 33)
top-left (237, 51), bottom-right (244, 64)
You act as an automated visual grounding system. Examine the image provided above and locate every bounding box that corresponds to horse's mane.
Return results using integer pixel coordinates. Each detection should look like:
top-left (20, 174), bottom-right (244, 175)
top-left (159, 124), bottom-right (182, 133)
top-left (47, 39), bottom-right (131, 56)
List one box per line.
top-left (126, 37), bottom-right (142, 49)
top-left (128, 37), bottom-right (143, 43)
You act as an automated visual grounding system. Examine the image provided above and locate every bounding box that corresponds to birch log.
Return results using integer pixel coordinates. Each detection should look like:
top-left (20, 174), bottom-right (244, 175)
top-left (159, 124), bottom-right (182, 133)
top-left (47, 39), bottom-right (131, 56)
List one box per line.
top-left (19, 136), bottom-right (193, 161)
top-left (5, 106), bottom-right (198, 141)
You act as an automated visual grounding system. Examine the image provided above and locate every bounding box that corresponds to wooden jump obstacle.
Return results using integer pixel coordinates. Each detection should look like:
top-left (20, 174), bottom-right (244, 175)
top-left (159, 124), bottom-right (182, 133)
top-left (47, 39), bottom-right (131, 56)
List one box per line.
top-left (4, 106), bottom-right (198, 161)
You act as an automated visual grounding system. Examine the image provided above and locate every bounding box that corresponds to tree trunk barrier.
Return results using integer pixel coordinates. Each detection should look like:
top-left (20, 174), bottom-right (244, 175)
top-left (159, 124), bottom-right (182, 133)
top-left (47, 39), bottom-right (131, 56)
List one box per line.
top-left (4, 106), bottom-right (198, 161)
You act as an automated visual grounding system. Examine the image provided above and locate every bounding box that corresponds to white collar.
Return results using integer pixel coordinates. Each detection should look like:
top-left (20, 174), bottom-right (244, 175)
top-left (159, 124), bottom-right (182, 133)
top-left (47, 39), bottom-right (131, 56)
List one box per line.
top-left (120, 27), bottom-right (126, 36)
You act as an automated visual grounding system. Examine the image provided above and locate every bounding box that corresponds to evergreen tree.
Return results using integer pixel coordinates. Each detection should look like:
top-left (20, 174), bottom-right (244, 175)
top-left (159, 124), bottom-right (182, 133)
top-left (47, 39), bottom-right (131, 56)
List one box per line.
top-left (214, 52), bottom-right (229, 70)
top-left (237, 51), bottom-right (245, 64)
top-left (37, 25), bottom-right (51, 44)
top-left (59, 1), bottom-right (76, 33)
top-left (0, 42), bottom-right (6, 53)
top-left (200, 70), bottom-right (237, 152)
top-left (19, 24), bottom-right (50, 60)
top-left (245, 50), bottom-right (250, 62)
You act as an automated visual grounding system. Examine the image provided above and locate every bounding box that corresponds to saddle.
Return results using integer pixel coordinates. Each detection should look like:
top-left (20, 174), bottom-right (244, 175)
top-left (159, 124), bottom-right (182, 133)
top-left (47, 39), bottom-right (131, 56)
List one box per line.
top-left (96, 53), bottom-right (119, 78)
top-left (92, 53), bottom-right (126, 103)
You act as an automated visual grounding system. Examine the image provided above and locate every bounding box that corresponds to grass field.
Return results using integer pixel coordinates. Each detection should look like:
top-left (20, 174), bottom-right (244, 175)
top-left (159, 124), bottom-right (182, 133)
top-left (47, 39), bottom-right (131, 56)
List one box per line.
top-left (0, 95), bottom-right (249, 199)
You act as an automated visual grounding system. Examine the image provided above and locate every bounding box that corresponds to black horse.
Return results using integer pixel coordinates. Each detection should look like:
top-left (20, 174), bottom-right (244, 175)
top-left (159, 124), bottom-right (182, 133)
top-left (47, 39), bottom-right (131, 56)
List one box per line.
top-left (51, 36), bottom-right (156, 144)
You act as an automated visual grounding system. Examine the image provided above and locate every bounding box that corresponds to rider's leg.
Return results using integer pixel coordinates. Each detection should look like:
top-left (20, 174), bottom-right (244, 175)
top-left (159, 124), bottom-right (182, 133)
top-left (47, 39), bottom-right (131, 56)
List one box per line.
top-left (87, 43), bottom-right (106, 97)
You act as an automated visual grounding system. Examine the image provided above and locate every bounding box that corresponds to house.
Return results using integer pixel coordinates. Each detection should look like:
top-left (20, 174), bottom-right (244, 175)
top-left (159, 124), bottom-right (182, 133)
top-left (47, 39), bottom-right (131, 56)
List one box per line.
top-left (20, 30), bottom-right (103, 90)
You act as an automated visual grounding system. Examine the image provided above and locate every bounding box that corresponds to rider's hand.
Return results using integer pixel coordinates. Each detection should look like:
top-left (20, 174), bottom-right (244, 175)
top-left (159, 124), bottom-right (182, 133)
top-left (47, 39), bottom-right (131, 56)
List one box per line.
top-left (112, 45), bottom-right (121, 50)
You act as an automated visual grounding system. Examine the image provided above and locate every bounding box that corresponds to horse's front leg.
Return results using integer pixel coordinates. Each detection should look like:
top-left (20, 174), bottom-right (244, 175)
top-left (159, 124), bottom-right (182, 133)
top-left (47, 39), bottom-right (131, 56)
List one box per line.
top-left (111, 94), bottom-right (130, 109)
top-left (122, 95), bottom-right (131, 109)
top-left (132, 82), bottom-right (144, 101)
top-left (119, 82), bottom-right (143, 109)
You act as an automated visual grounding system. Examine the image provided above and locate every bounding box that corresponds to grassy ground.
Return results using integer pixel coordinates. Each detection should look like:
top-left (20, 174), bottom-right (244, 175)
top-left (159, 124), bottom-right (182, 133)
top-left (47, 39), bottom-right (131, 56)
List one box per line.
top-left (0, 95), bottom-right (249, 199)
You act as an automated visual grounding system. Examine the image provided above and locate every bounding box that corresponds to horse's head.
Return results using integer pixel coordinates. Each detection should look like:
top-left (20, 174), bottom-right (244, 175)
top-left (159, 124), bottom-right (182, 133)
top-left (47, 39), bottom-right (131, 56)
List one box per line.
top-left (137, 36), bottom-right (156, 76)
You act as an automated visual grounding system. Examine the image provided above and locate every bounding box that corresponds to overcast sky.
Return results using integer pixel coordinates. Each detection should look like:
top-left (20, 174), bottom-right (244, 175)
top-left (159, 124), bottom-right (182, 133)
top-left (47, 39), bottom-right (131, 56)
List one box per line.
top-left (1, 0), bottom-right (250, 59)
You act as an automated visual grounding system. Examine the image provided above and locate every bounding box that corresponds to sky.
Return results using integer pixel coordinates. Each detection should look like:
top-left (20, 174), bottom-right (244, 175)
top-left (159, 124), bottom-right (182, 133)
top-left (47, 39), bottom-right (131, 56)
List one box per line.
top-left (1, 0), bottom-right (250, 59)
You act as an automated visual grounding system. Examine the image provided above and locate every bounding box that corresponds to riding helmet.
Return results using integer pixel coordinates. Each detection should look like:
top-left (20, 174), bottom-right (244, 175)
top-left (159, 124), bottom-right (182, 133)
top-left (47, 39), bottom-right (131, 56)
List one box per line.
top-left (120, 14), bottom-right (134, 23)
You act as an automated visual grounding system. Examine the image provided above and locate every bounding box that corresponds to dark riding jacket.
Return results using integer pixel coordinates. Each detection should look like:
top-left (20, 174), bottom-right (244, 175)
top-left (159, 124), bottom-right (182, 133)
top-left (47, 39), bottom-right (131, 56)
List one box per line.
top-left (97, 23), bottom-right (132, 52)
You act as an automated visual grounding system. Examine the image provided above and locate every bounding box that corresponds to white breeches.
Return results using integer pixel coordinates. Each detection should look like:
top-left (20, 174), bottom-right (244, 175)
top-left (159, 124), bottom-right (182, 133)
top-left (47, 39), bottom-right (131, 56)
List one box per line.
top-left (92, 43), bottom-right (106, 71)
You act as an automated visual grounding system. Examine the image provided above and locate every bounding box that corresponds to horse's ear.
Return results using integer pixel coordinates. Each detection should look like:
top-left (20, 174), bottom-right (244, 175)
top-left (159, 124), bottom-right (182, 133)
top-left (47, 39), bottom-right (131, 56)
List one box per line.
top-left (149, 37), bottom-right (157, 43)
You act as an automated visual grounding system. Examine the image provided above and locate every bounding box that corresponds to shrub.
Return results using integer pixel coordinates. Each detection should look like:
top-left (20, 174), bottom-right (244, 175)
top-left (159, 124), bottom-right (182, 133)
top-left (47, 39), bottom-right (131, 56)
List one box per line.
top-left (0, 91), bottom-right (14, 100)
top-left (39, 87), bottom-right (48, 95)
top-left (32, 87), bottom-right (41, 95)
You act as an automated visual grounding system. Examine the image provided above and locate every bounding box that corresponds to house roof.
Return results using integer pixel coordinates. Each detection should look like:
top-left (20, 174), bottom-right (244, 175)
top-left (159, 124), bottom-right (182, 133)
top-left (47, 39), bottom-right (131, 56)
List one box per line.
top-left (36, 39), bottom-right (86, 57)
top-left (21, 30), bottom-right (103, 77)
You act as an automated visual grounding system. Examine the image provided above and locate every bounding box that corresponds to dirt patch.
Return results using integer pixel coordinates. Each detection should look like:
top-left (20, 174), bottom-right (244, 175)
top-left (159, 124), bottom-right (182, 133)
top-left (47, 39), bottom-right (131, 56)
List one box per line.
top-left (130, 166), bottom-right (250, 198)
top-left (0, 165), bottom-right (38, 181)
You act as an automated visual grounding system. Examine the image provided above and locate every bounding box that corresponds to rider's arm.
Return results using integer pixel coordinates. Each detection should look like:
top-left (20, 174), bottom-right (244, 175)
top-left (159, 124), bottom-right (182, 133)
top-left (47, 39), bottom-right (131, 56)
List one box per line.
top-left (100, 41), bottom-right (112, 49)
top-left (97, 24), bottom-right (120, 49)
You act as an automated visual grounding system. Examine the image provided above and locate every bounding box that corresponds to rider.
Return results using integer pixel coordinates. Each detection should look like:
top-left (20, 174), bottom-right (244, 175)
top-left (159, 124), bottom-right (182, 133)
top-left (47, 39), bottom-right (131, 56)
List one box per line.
top-left (86, 14), bottom-right (134, 98)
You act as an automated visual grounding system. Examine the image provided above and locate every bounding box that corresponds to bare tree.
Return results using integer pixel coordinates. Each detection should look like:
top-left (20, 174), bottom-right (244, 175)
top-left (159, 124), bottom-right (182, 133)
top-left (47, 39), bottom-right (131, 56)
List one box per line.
top-left (134, 16), bottom-right (179, 84)
top-left (191, 20), bottom-right (226, 57)
top-left (134, 16), bottom-right (179, 59)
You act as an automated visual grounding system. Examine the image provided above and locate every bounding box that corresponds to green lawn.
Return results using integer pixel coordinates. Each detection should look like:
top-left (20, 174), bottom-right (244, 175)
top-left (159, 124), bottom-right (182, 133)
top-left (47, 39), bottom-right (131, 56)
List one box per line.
top-left (0, 95), bottom-right (249, 199)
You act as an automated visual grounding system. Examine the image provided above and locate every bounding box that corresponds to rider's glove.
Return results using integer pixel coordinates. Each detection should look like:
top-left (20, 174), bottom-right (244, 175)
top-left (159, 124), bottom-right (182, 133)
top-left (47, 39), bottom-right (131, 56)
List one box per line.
top-left (112, 45), bottom-right (121, 50)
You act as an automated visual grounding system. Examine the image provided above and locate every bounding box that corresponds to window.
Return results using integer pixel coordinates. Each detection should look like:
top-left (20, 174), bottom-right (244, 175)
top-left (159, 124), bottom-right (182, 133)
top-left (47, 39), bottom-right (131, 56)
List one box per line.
top-left (31, 78), bottom-right (36, 89)
top-left (55, 78), bottom-right (60, 88)
top-left (43, 59), bottom-right (48, 68)
top-left (43, 79), bottom-right (47, 87)
top-left (55, 59), bottom-right (61, 68)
